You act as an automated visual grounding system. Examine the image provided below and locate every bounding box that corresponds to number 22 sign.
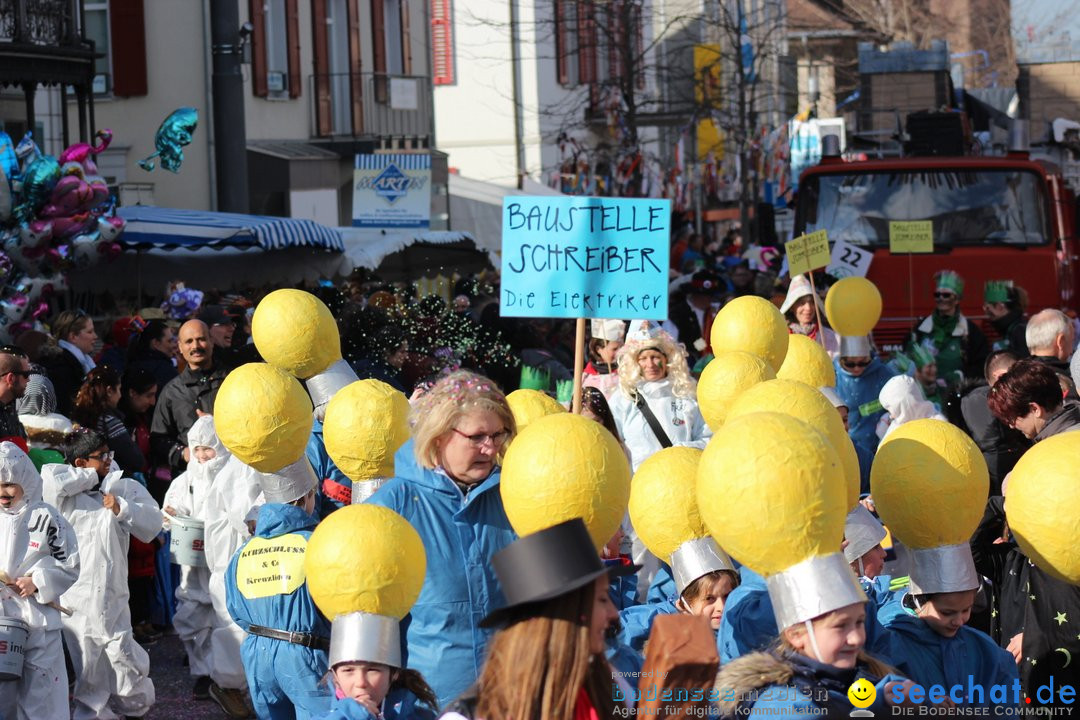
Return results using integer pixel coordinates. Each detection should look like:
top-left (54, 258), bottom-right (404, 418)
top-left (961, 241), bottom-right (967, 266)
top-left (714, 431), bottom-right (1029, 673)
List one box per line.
top-left (826, 238), bottom-right (873, 279)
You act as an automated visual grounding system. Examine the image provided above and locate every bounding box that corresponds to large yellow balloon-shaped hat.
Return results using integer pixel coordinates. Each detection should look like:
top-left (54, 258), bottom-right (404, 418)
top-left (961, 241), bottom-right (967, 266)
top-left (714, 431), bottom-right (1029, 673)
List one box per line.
top-left (506, 389), bottom-right (566, 433)
top-left (825, 278), bottom-right (882, 337)
top-left (697, 351), bottom-right (775, 428)
top-left (501, 413), bottom-right (630, 550)
top-left (777, 334), bottom-right (836, 388)
top-left (697, 412), bottom-right (862, 629)
top-left (215, 363), bottom-right (318, 503)
top-left (1005, 432), bottom-right (1080, 585)
top-left (630, 447), bottom-right (735, 594)
top-left (871, 419), bottom-right (989, 594)
top-left (305, 504), bottom-right (426, 668)
top-left (710, 296), bottom-right (789, 372)
top-left (323, 379), bottom-right (410, 503)
top-left (251, 289), bottom-right (359, 415)
top-left (727, 379), bottom-right (860, 510)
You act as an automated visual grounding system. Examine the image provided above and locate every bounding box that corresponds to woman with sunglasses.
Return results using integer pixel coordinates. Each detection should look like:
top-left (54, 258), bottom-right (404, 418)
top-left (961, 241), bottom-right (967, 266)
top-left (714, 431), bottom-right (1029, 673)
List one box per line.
top-left (366, 370), bottom-right (517, 708)
top-left (907, 270), bottom-right (990, 387)
top-left (834, 335), bottom-right (896, 494)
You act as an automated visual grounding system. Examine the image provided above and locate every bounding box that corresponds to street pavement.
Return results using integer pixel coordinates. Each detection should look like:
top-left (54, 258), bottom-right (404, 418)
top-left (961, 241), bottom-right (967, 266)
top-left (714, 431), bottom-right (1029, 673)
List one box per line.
top-left (145, 633), bottom-right (230, 719)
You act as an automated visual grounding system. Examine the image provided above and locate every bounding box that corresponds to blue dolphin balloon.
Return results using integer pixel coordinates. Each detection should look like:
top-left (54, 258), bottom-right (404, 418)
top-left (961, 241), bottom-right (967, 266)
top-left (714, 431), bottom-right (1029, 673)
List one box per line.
top-left (139, 107), bottom-right (199, 173)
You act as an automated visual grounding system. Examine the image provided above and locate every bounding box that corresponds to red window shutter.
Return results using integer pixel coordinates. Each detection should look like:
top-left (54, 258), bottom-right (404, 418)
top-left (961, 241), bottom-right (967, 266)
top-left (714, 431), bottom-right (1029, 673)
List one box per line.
top-left (371, 0), bottom-right (387, 75)
top-left (348, 0), bottom-right (364, 134)
top-left (249, 0), bottom-right (268, 97)
top-left (577, 2), bottom-right (596, 85)
top-left (608, 1), bottom-right (621, 81)
top-left (109, 0), bottom-right (147, 97)
top-left (286, 0), bottom-right (301, 97)
top-left (311, 0), bottom-right (332, 135)
top-left (431, 0), bottom-right (454, 85)
top-left (401, 1), bottom-right (412, 75)
top-left (634, 3), bottom-right (645, 90)
top-left (554, 1), bottom-right (567, 86)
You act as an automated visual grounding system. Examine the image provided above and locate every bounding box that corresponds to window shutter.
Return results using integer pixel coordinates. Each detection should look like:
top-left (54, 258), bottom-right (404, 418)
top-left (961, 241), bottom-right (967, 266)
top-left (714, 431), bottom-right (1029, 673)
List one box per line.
top-left (554, 1), bottom-right (567, 86)
top-left (286, 0), bottom-right (301, 97)
top-left (348, 0), bottom-right (364, 134)
top-left (311, 0), bottom-right (332, 135)
top-left (431, 0), bottom-right (453, 85)
top-left (577, 2), bottom-right (596, 85)
top-left (400, 0), bottom-right (412, 75)
top-left (110, 0), bottom-right (147, 97)
top-left (249, 0), bottom-right (268, 97)
top-left (371, 0), bottom-right (387, 74)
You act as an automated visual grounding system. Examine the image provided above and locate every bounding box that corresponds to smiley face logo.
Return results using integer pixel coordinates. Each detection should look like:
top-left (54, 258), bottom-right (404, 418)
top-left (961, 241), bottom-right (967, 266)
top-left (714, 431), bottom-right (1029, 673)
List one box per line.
top-left (848, 678), bottom-right (876, 709)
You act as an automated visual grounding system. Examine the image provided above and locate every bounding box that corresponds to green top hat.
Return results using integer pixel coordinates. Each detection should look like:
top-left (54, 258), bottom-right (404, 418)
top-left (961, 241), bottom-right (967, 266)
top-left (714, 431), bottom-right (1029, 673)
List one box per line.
top-left (909, 343), bottom-right (935, 370)
top-left (555, 379), bottom-right (574, 405)
top-left (519, 365), bottom-right (551, 391)
top-left (934, 270), bottom-right (964, 297)
top-left (984, 280), bottom-right (1013, 304)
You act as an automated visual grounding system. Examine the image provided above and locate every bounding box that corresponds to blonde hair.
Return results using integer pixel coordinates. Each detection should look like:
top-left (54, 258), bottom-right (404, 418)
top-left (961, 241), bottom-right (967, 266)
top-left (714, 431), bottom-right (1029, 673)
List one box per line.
top-left (475, 581), bottom-right (619, 720)
top-left (614, 336), bottom-right (695, 399)
top-left (410, 371), bottom-right (515, 470)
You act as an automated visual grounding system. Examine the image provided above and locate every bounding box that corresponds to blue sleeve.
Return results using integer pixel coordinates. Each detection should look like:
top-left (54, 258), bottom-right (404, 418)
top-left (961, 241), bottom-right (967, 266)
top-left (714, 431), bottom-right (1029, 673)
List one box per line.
top-left (618, 602), bottom-right (676, 651)
top-left (647, 563), bottom-right (678, 605)
top-left (718, 588), bottom-right (778, 663)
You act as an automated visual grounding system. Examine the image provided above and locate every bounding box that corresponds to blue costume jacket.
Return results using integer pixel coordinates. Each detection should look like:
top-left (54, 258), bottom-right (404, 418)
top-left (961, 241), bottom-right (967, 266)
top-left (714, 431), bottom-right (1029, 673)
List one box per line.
top-left (226, 502), bottom-right (333, 719)
top-left (366, 441), bottom-right (516, 707)
top-left (834, 358), bottom-right (896, 493)
top-left (313, 687), bottom-right (435, 720)
top-left (307, 419), bottom-right (352, 518)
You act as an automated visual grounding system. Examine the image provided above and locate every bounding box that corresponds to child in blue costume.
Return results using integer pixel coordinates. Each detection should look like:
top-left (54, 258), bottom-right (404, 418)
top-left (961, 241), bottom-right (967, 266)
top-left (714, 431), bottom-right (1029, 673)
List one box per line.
top-left (833, 335), bottom-right (896, 493)
top-left (225, 461), bottom-right (333, 719)
top-left (620, 564), bottom-right (739, 651)
top-left (844, 505), bottom-right (905, 625)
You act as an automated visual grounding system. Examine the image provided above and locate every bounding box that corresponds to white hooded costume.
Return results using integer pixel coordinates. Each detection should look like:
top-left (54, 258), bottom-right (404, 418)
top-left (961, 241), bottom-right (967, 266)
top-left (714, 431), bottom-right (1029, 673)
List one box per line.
top-left (40, 461), bottom-right (162, 720)
top-left (875, 374), bottom-right (947, 442)
top-left (163, 415), bottom-right (230, 681)
top-left (0, 442), bottom-right (80, 720)
top-left (203, 453), bottom-right (264, 691)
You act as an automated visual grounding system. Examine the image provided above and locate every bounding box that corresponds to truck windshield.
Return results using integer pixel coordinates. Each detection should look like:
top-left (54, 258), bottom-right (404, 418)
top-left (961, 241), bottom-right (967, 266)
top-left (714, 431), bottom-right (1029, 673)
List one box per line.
top-left (797, 169), bottom-right (1050, 247)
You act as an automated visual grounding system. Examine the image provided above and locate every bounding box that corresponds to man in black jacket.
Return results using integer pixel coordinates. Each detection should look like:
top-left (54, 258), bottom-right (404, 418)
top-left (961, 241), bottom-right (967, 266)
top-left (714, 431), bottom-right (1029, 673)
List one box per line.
top-left (150, 320), bottom-right (228, 475)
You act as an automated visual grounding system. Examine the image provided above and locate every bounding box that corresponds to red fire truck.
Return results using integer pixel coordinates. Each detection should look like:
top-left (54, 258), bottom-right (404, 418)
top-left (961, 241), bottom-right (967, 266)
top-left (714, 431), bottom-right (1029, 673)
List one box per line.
top-left (792, 129), bottom-right (1078, 350)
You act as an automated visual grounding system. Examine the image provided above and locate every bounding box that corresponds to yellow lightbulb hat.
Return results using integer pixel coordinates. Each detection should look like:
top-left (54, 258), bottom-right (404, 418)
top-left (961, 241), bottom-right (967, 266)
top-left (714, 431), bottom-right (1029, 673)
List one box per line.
top-left (709, 296), bottom-right (789, 372)
top-left (697, 351), bottom-right (775, 428)
top-left (825, 277), bottom-right (882, 337)
top-left (871, 419), bottom-right (989, 594)
top-left (505, 389), bottom-right (566, 432)
top-left (777, 334), bottom-right (837, 388)
top-left (251, 289), bottom-right (359, 417)
top-left (305, 504), bottom-right (426, 668)
top-left (323, 379), bottom-right (410, 503)
top-left (1005, 432), bottom-right (1080, 585)
top-left (501, 412), bottom-right (630, 550)
top-left (629, 447), bottom-right (735, 595)
top-left (726, 379), bottom-right (860, 510)
top-left (215, 363), bottom-right (318, 503)
top-left (697, 412), bottom-right (862, 629)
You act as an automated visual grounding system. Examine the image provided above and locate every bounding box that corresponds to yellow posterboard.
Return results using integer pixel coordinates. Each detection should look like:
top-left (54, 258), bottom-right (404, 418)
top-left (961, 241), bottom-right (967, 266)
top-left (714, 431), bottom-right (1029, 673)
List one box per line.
top-left (785, 230), bottom-right (831, 276)
top-left (889, 221), bottom-right (933, 254)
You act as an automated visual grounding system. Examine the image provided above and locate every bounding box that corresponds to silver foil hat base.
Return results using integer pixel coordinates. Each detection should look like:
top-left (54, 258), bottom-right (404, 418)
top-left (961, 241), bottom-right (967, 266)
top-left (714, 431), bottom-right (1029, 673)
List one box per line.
top-left (258, 456), bottom-right (318, 504)
top-left (765, 552), bottom-right (868, 630)
top-left (307, 358), bottom-right (360, 420)
top-left (908, 543), bottom-right (979, 595)
top-left (350, 478), bottom-right (390, 504)
top-left (843, 505), bottom-right (887, 564)
top-left (329, 612), bottom-right (402, 668)
top-left (839, 335), bottom-right (872, 358)
top-left (670, 537), bottom-right (737, 596)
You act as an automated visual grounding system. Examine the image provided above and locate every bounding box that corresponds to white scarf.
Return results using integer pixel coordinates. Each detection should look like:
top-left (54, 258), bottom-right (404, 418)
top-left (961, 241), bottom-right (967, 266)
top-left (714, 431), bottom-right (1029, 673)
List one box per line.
top-left (58, 339), bottom-right (96, 374)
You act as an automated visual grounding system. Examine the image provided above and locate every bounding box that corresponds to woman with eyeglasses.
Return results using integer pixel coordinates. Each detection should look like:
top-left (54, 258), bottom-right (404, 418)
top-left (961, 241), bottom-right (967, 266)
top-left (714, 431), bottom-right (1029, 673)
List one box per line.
top-left (833, 335), bottom-right (896, 494)
top-left (366, 370), bottom-right (517, 708)
top-left (44, 309), bottom-right (99, 416)
top-left (907, 270), bottom-right (990, 387)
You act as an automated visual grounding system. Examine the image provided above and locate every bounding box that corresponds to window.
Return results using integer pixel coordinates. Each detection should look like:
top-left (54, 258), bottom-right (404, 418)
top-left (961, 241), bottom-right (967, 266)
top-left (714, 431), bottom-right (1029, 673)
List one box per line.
top-left (84, 2), bottom-right (110, 93)
top-left (83, 0), bottom-right (147, 97)
top-left (264, 0), bottom-right (289, 94)
top-left (431, 0), bottom-right (454, 85)
top-left (372, 0), bottom-right (410, 78)
top-left (554, 0), bottom-right (577, 87)
top-left (250, 0), bottom-right (300, 98)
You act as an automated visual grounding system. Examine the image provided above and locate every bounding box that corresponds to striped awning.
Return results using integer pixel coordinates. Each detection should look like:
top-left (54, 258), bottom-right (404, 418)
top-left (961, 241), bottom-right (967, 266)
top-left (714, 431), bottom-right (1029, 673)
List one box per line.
top-left (116, 206), bottom-right (344, 252)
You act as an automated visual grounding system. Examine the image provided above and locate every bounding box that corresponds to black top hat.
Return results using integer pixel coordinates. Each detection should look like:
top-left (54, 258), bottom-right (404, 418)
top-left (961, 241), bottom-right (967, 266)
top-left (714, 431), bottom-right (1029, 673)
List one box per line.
top-left (480, 518), bottom-right (638, 628)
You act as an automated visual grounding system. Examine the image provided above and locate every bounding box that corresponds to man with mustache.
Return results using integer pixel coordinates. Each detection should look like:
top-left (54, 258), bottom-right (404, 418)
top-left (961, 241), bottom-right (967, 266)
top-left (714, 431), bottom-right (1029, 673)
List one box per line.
top-left (151, 320), bottom-right (228, 476)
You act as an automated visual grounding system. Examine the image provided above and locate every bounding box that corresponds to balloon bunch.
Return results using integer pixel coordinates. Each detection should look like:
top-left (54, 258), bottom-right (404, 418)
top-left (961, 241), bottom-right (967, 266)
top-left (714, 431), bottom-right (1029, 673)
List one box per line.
top-left (0, 129), bottom-right (126, 341)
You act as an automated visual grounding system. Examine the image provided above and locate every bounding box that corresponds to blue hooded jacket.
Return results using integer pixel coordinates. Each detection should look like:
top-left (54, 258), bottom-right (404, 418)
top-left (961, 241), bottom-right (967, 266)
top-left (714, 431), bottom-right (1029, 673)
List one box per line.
top-left (882, 613), bottom-right (1019, 708)
top-left (226, 502), bottom-right (333, 718)
top-left (366, 440), bottom-right (516, 708)
top-left (834, 357), bottom-right (896, 492)
top-left (619, 600), bottom-right (679, 651)
top-left (308, 419), bottom-right (353, 518)
top-left (646, 562), bottom-right (677, 605)
top-left (314, 687), bottom-right (436, 720)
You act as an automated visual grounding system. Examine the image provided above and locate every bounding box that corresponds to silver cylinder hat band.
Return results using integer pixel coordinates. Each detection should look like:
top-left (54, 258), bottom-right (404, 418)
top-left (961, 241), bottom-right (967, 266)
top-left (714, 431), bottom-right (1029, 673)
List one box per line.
top-left (258, 455), bottom-right (318, 504)
top-left (670, 537), bottom-right (737, 596)
top-left (843, 505), bottom-right (887, 564)
top-left (350, 478), bottom-right (390, 504)
top-left (765, 552), bottom-right (868, 630)
top-left (328, 611), bottom-right (402, 669)
top-left (306, 358), bottom-right (359, 418)
top-left (839, 335), bottom-right (872, 358)
top-left (908, 543), bottom-right (979, 596)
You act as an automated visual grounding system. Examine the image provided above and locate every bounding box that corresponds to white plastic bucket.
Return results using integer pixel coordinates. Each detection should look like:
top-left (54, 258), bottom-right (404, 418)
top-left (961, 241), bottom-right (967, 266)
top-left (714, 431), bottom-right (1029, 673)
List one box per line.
top-left (169, 515), bottom-right (207, 567)
top-left (0, 617), bottom-right (28, 681)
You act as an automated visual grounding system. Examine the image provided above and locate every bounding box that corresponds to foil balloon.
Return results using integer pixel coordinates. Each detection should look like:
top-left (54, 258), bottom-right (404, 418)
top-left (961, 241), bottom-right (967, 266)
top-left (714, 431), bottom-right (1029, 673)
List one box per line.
top-left (58, 129), bottom-right (112, 173)
top-left (12, 143), bottom-right (60, 224)
top-left (139, 107), bottom-right (198, 173)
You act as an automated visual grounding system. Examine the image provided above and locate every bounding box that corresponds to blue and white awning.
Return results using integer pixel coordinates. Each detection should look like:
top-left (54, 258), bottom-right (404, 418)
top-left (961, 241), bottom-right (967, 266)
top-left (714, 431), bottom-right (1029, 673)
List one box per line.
top-left (116, 206), bottom-right (344, 252)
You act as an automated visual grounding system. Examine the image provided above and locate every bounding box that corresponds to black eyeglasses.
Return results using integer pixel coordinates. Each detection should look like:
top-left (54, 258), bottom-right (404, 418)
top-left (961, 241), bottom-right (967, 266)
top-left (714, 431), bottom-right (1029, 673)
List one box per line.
top-left (933, 292), bottom-right (957, 300)
top-left (7, 370), bottom-right (31, 378)
top-left (452, 428), bottom-right (510, 448)
top-left (841, 359), bottom-right (871, 369)
top-left (86, 450), bottom-right (114, 462)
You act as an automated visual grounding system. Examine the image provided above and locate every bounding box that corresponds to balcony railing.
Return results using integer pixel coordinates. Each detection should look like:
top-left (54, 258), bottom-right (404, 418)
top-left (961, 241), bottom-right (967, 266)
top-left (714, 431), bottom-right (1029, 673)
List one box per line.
top-left (310, 72), bottom-right (432, 139)
top-left (0, 0), bottom-right (79, 46)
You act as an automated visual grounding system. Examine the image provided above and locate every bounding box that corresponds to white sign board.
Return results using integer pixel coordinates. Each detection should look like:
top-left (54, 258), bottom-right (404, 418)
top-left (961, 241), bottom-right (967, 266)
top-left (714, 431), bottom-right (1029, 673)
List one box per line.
top-left (826, 238), bottom-right (873, 279)
top-left (352, 154), bottom-right (431, 229)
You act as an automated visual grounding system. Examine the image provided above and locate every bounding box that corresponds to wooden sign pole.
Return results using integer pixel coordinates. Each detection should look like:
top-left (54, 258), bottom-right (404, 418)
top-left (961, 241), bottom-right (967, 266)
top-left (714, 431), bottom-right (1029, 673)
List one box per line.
top-left (572, 317), bottom-right (586, 413)
top-left (808, 271), bottom-right (827, 349)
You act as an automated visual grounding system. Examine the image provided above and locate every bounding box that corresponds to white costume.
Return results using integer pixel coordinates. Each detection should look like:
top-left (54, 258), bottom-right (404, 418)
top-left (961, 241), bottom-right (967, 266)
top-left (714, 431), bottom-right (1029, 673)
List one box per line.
top-left (203, 453), bottom-right (263, 691)
top-left (163, 415), bottom-right (230, 681)
top-left (40, 463), bottom-right (162, 720)
top-left (875, 374), bottom-right (947, 441)
top-left (0, 443), bottom-right (80, 720)
top-left (609, 378), bottom-right (711, 471)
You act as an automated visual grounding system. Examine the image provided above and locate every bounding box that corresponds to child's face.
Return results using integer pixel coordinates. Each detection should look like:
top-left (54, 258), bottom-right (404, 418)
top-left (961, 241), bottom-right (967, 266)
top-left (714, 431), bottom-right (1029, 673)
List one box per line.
top-left (0, 482), bottom-right (25, 510)
top-left (683, 574), bottom-right (737, 630)
top-left (194, 446), bottom-right (217, 463)
top-left (333, 662), bottom-right (393, 707)
top-left (76, 446), bottom-right (113, 479)
top-left (919, 589), bottom-right (976, 638)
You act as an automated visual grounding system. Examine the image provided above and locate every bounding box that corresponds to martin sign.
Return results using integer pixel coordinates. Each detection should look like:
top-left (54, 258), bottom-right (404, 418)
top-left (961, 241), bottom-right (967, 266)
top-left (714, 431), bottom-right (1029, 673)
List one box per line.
top-left (352, 154), bottom-right (431, 228)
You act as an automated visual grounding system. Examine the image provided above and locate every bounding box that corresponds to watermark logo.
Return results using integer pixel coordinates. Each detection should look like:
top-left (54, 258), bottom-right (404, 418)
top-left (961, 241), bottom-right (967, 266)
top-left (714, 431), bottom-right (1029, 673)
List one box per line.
top-left (849, 678), bottom-right (877, 716)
